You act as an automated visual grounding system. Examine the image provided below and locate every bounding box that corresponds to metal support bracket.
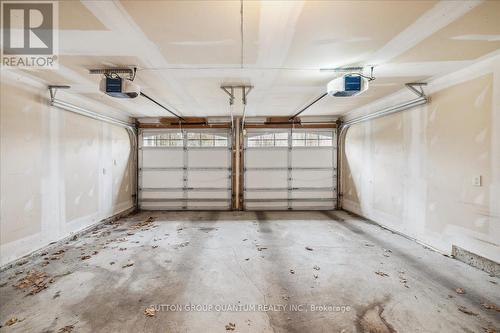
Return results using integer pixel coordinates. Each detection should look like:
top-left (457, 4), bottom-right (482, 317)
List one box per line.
top-left (221, 86), bottom-right (235, 106)
top-left (220, 85), bottom-right (253, 106)
top-left (405, 82), bottom-right (428, 99)
top-left (48, 85), bottom-right (70, 101)
top-left (89, 67), bottom-right (135, 80)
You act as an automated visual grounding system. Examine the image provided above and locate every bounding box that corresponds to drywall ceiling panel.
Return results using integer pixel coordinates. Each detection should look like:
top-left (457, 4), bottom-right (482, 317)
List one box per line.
top-left (120, 0), bottom-right (259, 65)
top-left (175, 76), bottom-right (233, 116)
top-left (9, 0), bottom-right (494, 119)
top-left (20, 68), bottom-right (76, 85)
top-left (395, 1), bottom-right (500, 62)
top-left (59, 0), bottom-right (107, 31)
top-left (282, 0), bottom-right (436, 68)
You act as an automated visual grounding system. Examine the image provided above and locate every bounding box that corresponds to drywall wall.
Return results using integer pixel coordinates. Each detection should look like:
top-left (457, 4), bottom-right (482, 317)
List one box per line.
top-left (342, 56), bottom-right (500, 263)
top-left (0, 75), bottom-right (135, 266)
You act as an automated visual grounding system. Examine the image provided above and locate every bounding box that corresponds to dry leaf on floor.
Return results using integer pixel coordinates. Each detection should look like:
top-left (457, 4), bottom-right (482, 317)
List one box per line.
top-left (57, 325), bottom-right (74, 332)
top-left (483, 327), bottom-right (497, 333)
top-left (5, 317), bottom-right (18, 326)
top-left (144, 307), bottom-right (156, 317)
top-left (455, 288), bottom-right (465, 294)
top-left (174, 242), bottom-right (190, 249)
top-left (122, 263), bottom-right (134, 268)
top-left (225, 322), bottom-right (236, 331)
top-left (458, 306), bottom-right (478, 316)
top-left (81, 255), bottom-right (91, 260)
top-left (14, 270), bottom-right (52, 295)
top-left (131, 217), bottom-right (155, 230)
top-left (482, 303), bottom-right (500, 312)
top-left (375, 271), bottom-right (389, 277)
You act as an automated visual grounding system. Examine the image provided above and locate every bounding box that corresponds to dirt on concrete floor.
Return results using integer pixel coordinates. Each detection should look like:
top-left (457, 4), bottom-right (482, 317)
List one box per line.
top-left (0, 210), bottom-right (499, 333)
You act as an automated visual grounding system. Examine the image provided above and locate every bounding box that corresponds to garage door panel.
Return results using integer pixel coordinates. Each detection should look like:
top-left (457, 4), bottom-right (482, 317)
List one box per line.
top-left (245, 190), bottom-right (288, 200)
top-left (141, 170), bottom-right (183, 188)
top-left (188, 149), bottom-right (230, 168)
top-left (186, 201), bottom-right (230, 210)
top-left (141, 190), bottom-right (183, 199)
top-left (244, 128), bottom-right (337, 210)
top-left (244, 201), bottom-right (288, 210)
top-left (142, 148), bottom-right (183, 168)
top-left (292, 170), bottom-right (334, 188)
top-left (291, 201), bottom-right (335, 209)
top-left (291, 149), bottom-right (333, 168)
top-left (245, 170), bottom-right (288, 188)
top-left (290, 191), bottom-right (335, 199)
top-left (188, 190), bottom-right (230, 199)
top-left (188, 170), bottom-right (230, 188)
top-left (141, 201), bottom-right (185, 210)
top-left (139, 129), bottom-right (232, 210)
top-left (245, 149), bottom-right (288, 168)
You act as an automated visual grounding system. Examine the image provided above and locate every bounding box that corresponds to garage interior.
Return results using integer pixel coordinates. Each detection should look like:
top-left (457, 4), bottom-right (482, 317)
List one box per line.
top-left (0, 0), bottom-right (499, 332)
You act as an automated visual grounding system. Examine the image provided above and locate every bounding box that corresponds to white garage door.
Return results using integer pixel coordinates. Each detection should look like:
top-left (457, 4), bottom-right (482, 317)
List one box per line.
top-left (139, 128), bottom-right (232, 210)
top-left (243, 128), bottom-right (337, 210)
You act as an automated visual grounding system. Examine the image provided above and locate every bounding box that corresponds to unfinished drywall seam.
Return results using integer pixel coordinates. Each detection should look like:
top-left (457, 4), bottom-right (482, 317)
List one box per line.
top-left (44, 99), bottom-right (63, 244)
top-left (369, 0), bottom-right (482, 64)
top-left (248, 1), bottom-right (304, 117)
top-left (0, 77), bottom-right (136, 265)
top-left (341, 54), bottom-right (500, 263)
top-left (81, 0), bottom-right (195, 115)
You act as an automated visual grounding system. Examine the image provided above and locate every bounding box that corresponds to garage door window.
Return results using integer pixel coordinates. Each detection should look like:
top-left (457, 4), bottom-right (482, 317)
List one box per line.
top-left (292, 132), bottom-right (333, 147)
top-left (143, 132), bottom-right (183, 147)
top-left (247, 131), bottom-right (288, 147)
top-left (187, 132), bottom-right (229, 147)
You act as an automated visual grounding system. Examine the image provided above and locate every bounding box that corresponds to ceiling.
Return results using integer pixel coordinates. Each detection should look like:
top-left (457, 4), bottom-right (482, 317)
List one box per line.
top-left (13, 0), bottom-right (500, 119)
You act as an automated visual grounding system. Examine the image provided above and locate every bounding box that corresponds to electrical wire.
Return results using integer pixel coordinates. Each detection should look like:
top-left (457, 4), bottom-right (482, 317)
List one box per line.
top-left (241, 103), bottom-right (247, 130)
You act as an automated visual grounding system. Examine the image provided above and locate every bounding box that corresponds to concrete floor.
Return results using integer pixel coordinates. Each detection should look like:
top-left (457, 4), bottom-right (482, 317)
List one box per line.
top-left (0, 210), bottom-right (498, 333)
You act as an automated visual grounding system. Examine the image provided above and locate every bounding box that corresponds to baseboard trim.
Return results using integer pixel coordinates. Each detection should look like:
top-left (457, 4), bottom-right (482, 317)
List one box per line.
top-left (452, 245), bottom-right (500, 277)
top-left (340, 208), bottom-right (447, 256)
top-left (0, 205), bottom-right (137, 272)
